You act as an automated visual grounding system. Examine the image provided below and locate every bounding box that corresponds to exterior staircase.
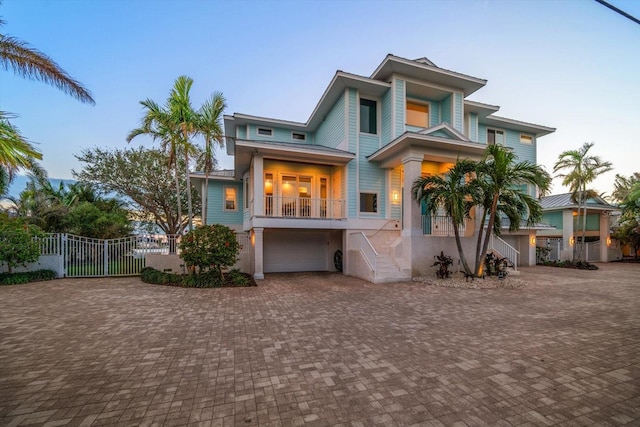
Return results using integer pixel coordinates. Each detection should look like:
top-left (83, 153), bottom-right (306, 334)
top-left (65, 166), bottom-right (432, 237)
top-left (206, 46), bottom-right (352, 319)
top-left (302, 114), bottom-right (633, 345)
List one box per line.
top-left (366, 230), bottom-right (411, 283)
top-left (488, 235), bottom-right (520, 275)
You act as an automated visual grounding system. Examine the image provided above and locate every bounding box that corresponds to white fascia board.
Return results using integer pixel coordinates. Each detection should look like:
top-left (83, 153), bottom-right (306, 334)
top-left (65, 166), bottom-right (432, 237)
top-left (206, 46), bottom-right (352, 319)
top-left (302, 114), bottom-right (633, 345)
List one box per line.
top-left (464, 100), bottom-right (500, 118)
top-left (235, 140), bottom-right (355, 163)
top-left (230, 113), bottom-right (307, 130)
top-left (367, 132), bottom-right (485, 163)
top-left (483, 115), bottom-right (556, 136)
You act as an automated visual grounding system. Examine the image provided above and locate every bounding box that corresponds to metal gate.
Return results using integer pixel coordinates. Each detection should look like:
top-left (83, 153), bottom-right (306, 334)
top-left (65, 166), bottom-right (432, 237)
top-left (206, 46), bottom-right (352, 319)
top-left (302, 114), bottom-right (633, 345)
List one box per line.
top-left (63, 234), bottom-right (146, 277)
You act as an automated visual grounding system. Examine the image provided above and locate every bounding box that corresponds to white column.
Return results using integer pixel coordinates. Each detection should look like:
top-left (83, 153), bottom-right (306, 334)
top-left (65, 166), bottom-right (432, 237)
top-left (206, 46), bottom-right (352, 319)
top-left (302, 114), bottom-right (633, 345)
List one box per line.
top-left (253, 227), bottom-right (264, 280)
top-left (600, 213), bottom-right (609, 262)
top-left (562, 210), bottom-right (574, 261)
top-left (401, 154), bottom-right (423, 276)
top-left (253, 155), bottom-right (264, 216)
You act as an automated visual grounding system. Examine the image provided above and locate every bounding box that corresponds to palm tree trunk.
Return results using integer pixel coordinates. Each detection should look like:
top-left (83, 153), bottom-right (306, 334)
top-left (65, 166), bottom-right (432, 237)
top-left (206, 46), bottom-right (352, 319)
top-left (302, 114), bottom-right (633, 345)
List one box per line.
top-left (453, 224), bottom-right (472, 275)
top-left (203, 174), bottom-right (209, 225)
top-left (185, 150), bottom-right (193, 231)
top-left (581, 199), bottom-right (588, 262)
top-left (474, 206), bottom-right (488, 275)
top-left (477, 194), bottom-right (500, 277)
top-left (172, 165), bottom-right (181, 254)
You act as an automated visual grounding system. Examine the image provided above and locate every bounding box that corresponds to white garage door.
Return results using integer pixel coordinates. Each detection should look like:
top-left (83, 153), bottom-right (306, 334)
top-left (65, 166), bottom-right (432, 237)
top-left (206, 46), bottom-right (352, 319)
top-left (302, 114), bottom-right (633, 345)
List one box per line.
top-left (264, 230), bottom-right (328, 273)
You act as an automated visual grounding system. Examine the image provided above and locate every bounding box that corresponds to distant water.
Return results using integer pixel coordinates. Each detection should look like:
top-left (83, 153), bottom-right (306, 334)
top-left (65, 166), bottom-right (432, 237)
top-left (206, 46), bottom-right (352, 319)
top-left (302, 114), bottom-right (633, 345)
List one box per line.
top-left (6, 175), bottom-right (77, 199)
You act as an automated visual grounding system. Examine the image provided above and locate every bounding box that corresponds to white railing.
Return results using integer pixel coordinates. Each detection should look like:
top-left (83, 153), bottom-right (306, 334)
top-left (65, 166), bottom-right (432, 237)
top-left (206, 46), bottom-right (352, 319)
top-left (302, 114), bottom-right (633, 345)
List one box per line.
top-left (350, 232), bottom-right (378, 271)
top-left (489, 234), bottom-right (519, 270)
top-left (264, 196), bottom-right (345, 219)
top-left (422, 215), bottom-right (468, 236)
top-left (537, 237), bottom-right (563, 261)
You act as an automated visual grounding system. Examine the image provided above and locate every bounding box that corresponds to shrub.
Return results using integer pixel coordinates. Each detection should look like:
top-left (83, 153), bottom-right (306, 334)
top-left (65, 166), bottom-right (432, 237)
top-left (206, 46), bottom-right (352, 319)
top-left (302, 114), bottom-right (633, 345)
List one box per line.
top-left (228, 268), bottom-right (250, 286)
top-left (0, 269), bottom-right (57, 286)
top-left (140, 267), bottom-right (255, 288)
top-left (540, 260), bottom-right (598, 270)
top-left (0, 214), bottom-right (44, 274)
top-left (179, 224), bottom-right (240, 277)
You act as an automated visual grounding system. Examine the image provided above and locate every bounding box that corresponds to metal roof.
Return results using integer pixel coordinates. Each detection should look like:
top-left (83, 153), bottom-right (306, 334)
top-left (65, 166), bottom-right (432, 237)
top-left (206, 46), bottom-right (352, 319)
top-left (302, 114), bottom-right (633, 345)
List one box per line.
top-left (540, 193), bottom-right (617, 210)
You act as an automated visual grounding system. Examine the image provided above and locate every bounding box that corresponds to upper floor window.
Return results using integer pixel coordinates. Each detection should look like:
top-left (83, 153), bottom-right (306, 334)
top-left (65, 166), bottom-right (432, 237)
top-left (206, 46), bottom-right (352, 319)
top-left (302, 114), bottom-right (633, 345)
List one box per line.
top-left (224, 186), bottom-right (237, 211)
top-left (406, 101), bottom-right (429, 128)
top-left (360, 98), bottom-right (377, 134)
top-left (520, 134), bottom-right (533, 145)
top-left (360, 192), bottom-right (378, 213)
top-left (292, 132), bottom-right (306, 141)
top-left (257, 127), bottom-right (273, 137)
top-left (487, 129), bottom-right (504, 146)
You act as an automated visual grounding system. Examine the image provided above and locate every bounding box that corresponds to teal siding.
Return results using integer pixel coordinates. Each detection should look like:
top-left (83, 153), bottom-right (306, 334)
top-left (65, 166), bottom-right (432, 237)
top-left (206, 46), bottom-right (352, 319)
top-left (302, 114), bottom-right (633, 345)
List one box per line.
top-left (390, 168), bottom-right (401, 220)
top-left (454, 93), bottom-right (463, 133)
top-left (441, 95), bottom-right (451, 126)
top-left (542, 211), bottom-right (563, 230)
top-left (507, 130), bottom-right (536, 164)
top-left (348, 89), bottom-right (358, 217)
top-left (236, 125), bottom-right (246, 139)
top-left (478, 123), bottom-right (488, 144)
top-left (316, 91), bottom-right (345, 148)
top-left (206, 181), bottom-right (244, 226)
top-left (248, 125), bottom-right (307, 143)
top-left (358, 134), bottom-right (385, 217)
top-left (381, 88), bottom-right (392, 145)
top-left (430, 130), bottom-right (451, 138)
top-left (469, 113), bottom-right (478, 142)
top-left (394, 79), bottom-right (405, 137)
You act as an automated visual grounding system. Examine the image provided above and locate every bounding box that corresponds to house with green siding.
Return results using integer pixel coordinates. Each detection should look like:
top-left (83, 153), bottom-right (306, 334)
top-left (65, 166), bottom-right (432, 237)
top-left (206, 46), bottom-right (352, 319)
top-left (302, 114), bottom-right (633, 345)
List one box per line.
top-left (191, 55), bottom-right (555, 282)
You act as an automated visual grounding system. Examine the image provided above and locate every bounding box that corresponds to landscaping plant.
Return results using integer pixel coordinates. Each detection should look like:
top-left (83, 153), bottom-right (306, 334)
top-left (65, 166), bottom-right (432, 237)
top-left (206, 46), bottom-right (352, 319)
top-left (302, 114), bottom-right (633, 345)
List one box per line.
top-left (179, 224), bottom-right (240, 278)
top-left (0, 214), bottom-right (43, 274)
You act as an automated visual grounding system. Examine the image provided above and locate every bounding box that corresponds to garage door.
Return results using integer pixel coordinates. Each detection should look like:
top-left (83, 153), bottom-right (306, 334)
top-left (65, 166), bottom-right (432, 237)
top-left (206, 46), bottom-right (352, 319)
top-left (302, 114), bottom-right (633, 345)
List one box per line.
top-left (264, 230), bottom-right (328, 273)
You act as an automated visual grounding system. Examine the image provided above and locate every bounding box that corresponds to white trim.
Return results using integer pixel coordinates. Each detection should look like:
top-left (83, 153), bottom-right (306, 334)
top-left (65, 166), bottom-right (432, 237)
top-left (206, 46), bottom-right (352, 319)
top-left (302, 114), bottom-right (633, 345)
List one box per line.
top-left (391, 78), bottom-right (397, 139)
top-left (520, 134), bottom-right (534, 145)
top-left (359, 191), bottom-right (380, 215)
top-left (486, 127), bottom-right (506, 146)
top-left (405, 98), bottom-right (430, 129)
top-left (223, 185), bottom-right (238, 212)
top-left (291, 131), bottom-right (306, 141)
top-left (257, 127), bottom-right (274, 137)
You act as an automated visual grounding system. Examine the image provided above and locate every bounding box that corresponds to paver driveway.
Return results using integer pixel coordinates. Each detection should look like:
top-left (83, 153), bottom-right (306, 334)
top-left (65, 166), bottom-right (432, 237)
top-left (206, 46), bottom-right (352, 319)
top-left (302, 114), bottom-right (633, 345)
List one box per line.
top-left (0, 264), bottom-right (639, 426)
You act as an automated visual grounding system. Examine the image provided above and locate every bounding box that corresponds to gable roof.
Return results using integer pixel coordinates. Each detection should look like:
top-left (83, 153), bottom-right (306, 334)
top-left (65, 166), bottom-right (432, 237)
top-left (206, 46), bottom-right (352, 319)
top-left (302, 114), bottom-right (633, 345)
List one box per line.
top-left (540, 193), bottom-right (618, 211)
top-left (370, 54), bottom-right (487, 96)
top-left (418, 122), bottom-right (470, 142)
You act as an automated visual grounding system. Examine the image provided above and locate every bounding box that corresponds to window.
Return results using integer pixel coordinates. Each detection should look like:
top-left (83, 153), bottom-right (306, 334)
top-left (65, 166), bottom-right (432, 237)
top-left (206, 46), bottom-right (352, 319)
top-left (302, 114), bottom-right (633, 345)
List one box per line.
top-left (360, 193), bottom-right (378, 213)
top-left (487, 129), bottom-right (504, 145)
top-left (406, 101), bottom-right (429, 127)
top-left (224, 187), bottom-right (237, 211)
top-left (520, 134), bottom-right (533, 145)
top-left (360, 98), bottom-right (377, 134)
top-left (257, 127), bottom-right (273, 137)
top-left (292, 132), bottom-right (306, 141)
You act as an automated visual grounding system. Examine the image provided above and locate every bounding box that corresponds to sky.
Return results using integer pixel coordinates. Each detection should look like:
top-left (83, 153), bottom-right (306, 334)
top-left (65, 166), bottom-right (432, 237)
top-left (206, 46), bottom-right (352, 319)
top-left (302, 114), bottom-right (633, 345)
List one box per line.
top-left (2, 0), bottom-right (639, 198)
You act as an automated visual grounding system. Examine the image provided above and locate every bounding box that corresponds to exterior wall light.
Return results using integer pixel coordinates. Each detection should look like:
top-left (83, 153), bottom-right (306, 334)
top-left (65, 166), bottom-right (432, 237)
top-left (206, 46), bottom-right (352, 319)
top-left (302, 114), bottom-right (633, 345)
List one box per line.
top-left (570, 237), bottom-right (575, 246)
top-left (606, 236), bottom-right (612, 246)
top-left (392, 191), bottom-right (399, 203)
top-left (530, 236), bottom-right (536, 246)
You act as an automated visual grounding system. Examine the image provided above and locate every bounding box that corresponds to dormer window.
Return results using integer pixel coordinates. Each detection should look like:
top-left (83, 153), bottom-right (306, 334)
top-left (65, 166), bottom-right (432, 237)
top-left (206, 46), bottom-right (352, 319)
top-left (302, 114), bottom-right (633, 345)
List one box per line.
top-left (257, 127), bottom-right (273, 137)
top-left (359, 98), bottom-right (377, 134)
top-left (406, 101), bottom-right (429, 128)
top-left (292, 132), bottom-right (306, 141)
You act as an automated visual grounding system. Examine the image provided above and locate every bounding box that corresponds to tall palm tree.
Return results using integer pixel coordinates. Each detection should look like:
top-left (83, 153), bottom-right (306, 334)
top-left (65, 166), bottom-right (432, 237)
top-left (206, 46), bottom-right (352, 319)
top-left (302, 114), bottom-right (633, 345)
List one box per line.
top-left (0, 111), bottom-right (42, 196)
top-left (197, 92), bottom-right (226, 224)
top-left (413, 159), bottom-right (478, 276)
top-left (166, 76), bottom-right (199, 231)
top-left (474, 144), bottom-right (551, 276)
top-left (553, 143), bottom-right (612, 261)
top-left (127, 99), bottom-right (186, 234)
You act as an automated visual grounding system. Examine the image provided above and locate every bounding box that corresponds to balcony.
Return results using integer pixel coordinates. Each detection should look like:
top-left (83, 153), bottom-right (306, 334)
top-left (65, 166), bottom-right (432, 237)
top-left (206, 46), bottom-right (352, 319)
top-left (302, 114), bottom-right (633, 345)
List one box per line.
top-left (422, 215), bottom-right (469, 236)
top-left (264, 196), bottom-right (346, 219)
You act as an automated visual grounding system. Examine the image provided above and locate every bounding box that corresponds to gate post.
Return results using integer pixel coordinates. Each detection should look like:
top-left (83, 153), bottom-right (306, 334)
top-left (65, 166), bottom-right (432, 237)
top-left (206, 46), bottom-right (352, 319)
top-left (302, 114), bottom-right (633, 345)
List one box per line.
top-left (104, 240), bottom-right (109, 276)
top-left (62, 234), bottom-right (67, 277)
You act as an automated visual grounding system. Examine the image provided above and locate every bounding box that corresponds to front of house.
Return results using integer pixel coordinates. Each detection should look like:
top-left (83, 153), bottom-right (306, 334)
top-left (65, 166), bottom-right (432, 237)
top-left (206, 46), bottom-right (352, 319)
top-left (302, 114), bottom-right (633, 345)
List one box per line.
top-left (191, 55), bottom-right (555, 282)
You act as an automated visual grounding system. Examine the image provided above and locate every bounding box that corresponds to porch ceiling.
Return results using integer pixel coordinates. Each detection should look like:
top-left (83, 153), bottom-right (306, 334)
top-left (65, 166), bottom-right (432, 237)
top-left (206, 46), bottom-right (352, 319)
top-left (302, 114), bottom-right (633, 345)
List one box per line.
top-left (234, 139), bottom-right (355, 176)
top-left (367, 132), bottom-right (486, 168)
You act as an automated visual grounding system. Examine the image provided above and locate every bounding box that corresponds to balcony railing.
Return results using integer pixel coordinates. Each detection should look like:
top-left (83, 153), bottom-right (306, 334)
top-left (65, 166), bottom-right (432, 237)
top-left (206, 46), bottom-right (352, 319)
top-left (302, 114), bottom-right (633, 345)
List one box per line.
top-left (264, 196), bottom-right (346, 219)
top-left (422, 215), bottom-right (468, 236)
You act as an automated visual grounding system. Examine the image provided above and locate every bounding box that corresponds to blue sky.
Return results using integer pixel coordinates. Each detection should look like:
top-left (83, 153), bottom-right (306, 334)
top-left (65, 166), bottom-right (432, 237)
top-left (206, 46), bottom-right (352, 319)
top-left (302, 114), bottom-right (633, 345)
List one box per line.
top-left (2, 0), bottom-right (639, 196)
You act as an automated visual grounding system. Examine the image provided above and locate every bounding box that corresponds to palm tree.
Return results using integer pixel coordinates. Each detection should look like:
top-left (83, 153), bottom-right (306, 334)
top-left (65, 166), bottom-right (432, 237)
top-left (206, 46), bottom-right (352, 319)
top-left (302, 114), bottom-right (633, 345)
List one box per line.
top-left (166, 76), bottom-right (199, 231)
top-left (474, 144), bottom-right (551, 276)
top-left (413, 159), bottom-right (478, 276)
top-left (127, 99), bottom-right (187, 235)
top-left (0, 19), bottom-right (94, 105)
top-left (0, 111), bottom-right (42, 196)
top-left (612, 172), bottom-right (640, 204)
top-left (197, 92), bottom-right (226, 224)
top-left (553, 143), bottom-right (612, 261)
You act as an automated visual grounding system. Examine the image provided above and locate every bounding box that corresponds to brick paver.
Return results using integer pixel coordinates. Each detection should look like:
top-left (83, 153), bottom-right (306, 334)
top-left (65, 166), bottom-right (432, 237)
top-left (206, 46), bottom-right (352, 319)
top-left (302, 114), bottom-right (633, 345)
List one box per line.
top-left (0, 263), bottom-right (639, 426)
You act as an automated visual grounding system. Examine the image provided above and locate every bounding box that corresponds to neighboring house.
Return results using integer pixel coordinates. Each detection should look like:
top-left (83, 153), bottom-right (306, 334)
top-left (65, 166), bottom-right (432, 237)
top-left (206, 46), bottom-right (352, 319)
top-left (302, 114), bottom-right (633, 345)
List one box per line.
top-left (191, 54), bottom-right (555, 282)
top-left (537, 193), bottom-right (621, 262)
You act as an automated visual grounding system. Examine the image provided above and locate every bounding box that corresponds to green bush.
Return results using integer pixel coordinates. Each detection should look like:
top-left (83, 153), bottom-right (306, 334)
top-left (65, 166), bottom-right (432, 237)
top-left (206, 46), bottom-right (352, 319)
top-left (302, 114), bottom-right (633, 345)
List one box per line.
top-left (179, 225), bottom-right (239, 277)
top-left (0, 214), bottom-right (44, 274)
top-left (540, 260), bottom-right (598, 270)
top-left (140, 267), bottom-right (254, 288)
top-left (0, 269), bottom-right (57, 286)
